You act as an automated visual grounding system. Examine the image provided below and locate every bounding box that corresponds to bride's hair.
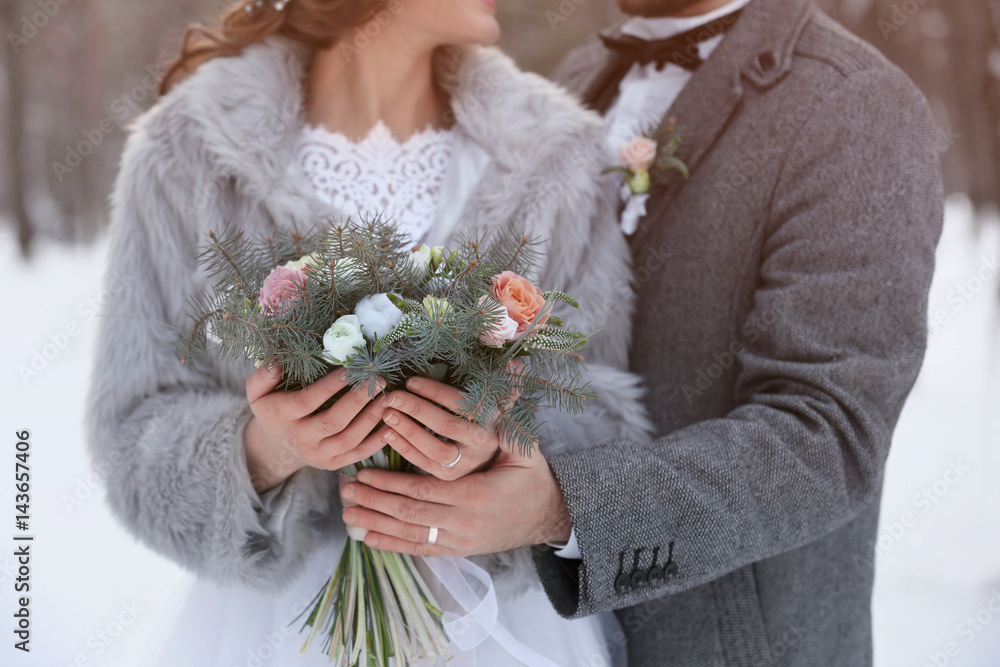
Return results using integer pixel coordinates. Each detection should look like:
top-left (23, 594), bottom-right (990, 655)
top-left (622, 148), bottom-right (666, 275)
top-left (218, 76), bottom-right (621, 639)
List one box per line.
top-left (159, 0), bottom-right (386, 95)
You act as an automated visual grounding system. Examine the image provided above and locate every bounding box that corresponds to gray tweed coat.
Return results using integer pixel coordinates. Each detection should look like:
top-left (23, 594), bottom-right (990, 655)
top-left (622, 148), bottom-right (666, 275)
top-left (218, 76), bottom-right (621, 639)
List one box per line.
top-left (84, 36), bottom-right (652, 596)
top-left (533, 0), bottom-right (944, 664)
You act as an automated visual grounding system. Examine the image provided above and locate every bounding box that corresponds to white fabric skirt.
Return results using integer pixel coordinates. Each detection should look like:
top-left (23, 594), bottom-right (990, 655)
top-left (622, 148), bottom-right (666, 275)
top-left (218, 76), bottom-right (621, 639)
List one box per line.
top-left (149, 530), bottom-right (626, 667)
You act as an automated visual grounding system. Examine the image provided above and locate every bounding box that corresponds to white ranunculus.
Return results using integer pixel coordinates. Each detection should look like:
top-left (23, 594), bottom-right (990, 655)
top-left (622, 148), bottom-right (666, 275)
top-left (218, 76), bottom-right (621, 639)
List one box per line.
top-left (322, 315), bottom-right (366, 365)
top-left (354, 293), bottom-right (404, 341)
top-left (429, 245), bottom-right (447, 266)
top-left (408, 244), bottom-right (433, 273)
top-left (282, 252), bottom-right (323, 271)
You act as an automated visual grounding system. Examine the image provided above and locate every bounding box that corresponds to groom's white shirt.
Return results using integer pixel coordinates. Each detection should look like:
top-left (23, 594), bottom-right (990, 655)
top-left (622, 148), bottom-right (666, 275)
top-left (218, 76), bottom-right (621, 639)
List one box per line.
top-left (604, 0), bottom-right (754, 152)
top-left (552, 0), bottom-right (751, 560)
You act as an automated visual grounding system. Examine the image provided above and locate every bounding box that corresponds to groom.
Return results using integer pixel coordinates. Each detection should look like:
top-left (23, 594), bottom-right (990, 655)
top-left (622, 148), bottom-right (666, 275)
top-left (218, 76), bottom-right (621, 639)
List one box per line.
top-left (341, 0), bottom-right (944, 663)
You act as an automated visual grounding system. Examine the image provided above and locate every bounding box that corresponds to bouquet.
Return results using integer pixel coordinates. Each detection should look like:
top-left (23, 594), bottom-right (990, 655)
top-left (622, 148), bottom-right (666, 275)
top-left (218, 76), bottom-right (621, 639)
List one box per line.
top-left (178, 217), bottom-right (594, 666)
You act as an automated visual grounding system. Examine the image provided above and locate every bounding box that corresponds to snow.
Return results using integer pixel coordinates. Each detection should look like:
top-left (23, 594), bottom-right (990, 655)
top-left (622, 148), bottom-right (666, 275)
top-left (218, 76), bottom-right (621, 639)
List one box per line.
top-left (2, 197), bottom-right (998, 666)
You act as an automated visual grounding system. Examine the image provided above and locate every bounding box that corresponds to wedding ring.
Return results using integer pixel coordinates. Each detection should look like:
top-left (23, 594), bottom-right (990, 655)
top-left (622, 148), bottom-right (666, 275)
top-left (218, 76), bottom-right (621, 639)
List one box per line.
top-left (427, 526), bottom-right (439, 545)
top-left (441, 448), bottom-right (463, 468)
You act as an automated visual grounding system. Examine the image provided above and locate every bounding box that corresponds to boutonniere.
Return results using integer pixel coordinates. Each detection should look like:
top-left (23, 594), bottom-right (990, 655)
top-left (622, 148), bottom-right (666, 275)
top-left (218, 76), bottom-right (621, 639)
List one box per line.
top-left (604, 121), bottom-right (689, 235)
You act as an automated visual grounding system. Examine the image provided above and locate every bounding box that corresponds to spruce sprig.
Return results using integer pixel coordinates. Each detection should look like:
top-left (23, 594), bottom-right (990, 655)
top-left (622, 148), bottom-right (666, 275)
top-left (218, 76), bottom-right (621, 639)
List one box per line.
top-left (179, 214), bottom-right (594, 455)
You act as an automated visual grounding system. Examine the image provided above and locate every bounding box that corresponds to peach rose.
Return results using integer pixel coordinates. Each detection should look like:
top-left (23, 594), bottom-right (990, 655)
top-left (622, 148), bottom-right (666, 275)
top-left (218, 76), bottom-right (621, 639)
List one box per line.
top-left (618, 136), bottom-right (657, 172)
top-left (492, 271), bottom-right (548, 339)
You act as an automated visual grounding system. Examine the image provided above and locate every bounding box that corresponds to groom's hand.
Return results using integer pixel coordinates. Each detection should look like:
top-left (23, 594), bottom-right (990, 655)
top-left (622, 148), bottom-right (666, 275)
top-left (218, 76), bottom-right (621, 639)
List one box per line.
top-left (339, 447), bottom-right (573, 557)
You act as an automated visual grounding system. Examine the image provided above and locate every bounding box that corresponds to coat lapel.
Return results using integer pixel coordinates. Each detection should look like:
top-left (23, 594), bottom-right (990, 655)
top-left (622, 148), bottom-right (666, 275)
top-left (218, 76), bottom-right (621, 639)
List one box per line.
top-left (628, 0), bottom-right (815, 250)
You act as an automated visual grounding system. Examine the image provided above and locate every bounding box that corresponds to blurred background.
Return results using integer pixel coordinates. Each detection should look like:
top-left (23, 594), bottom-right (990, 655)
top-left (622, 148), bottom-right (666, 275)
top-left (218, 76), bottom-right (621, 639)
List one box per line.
top-left (2, 0), bottom-right (998, 665)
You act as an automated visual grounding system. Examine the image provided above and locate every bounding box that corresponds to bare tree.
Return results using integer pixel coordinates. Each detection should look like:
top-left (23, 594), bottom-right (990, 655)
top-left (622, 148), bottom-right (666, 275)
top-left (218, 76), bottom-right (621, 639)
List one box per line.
top-left (1, 0), bottom-right (34, 258)
top-left (819, 0), bottom-right (1000, 214)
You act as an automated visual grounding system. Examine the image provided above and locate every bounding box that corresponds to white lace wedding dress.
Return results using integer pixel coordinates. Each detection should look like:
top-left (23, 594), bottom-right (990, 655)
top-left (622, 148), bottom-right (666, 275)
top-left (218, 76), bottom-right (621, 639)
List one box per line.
top-left (148, 121), bottom-right (625, 667)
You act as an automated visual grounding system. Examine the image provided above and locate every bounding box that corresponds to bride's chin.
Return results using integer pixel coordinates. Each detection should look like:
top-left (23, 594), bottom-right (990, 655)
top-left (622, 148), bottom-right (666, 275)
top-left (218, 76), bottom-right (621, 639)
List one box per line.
top-left (479, 23), bottom-right (502, 46)
top-left (458, 19), bottom-right (502, 46)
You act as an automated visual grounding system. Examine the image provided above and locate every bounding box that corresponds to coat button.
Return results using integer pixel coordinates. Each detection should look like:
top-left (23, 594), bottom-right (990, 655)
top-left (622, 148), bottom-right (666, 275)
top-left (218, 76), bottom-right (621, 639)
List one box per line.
top-left (647, 564), bottom-right (665, 586)
top-left (630, 569), bottom-right (648, 588)
top-left (615, 573), bottom-right (631, 593)
top-left (665, 561), bottom-right (679, 578)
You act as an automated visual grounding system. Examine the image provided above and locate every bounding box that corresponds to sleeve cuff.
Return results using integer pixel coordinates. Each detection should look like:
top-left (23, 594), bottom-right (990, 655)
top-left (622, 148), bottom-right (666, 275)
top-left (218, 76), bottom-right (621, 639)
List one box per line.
top-left (252, 477), bottom-right (296, 545)
top-left (547, 528), bottom-right (581, 560)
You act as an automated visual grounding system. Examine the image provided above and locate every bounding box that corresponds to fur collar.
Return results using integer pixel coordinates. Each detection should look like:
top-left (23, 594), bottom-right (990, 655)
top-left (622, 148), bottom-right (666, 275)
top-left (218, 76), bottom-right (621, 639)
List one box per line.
top-left (152, 35), bottom-right (605, 212)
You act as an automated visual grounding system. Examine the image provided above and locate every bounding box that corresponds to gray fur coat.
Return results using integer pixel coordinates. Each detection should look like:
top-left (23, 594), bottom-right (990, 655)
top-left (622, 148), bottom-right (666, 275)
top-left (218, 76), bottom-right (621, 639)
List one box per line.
top-left (85, 35), bottom-right (652, 595)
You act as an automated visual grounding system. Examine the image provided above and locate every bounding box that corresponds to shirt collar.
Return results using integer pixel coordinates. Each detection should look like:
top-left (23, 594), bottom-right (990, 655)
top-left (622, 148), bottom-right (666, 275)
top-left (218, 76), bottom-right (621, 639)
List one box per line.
top-left (621, 0), bottom-right (754, 41)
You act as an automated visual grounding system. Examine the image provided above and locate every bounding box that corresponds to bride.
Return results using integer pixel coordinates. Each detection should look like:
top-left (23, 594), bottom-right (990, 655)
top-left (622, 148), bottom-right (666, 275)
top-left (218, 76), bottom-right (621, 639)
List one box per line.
top-left (85, 0), bottom-right (651, 664)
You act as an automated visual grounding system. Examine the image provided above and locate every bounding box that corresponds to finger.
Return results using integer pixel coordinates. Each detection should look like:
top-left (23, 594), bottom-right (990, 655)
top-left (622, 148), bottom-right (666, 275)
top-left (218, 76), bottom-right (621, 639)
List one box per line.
top-left (384, 408), bottom-right (464, 464)
top-left (340, 478), bottom-right (451, 526)
top-left (280, 369), bottom-right (352, 419)
top-left (355, 468), bottom-right (459, 505)
top-left (403, 377), bottom-right (465, 413)
top-left (315, 400), bottom-right (386, 456)
top-left (322, 430), bottom-right (389, 471)
top-left (384, 429), bottom-right (462, 480)
top-left (246, 364), bottom-right (284, 404)
top-left (342, 505), bottom-right (444, 546)
top-left (362, 531), bottom-right (458, 558)
top-left (307, 377), bottom-right (386, 436)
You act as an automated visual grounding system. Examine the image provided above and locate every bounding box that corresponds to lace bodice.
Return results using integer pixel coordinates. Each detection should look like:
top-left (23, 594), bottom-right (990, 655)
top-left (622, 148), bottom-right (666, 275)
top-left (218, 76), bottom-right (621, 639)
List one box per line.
top-left (296, 120), bottom-right (456, 245)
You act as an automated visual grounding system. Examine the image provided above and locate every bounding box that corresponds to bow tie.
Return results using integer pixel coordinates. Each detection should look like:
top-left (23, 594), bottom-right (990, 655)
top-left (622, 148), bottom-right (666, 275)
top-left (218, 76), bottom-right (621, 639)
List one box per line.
top-left (598, 9), bottom-right (744, 72)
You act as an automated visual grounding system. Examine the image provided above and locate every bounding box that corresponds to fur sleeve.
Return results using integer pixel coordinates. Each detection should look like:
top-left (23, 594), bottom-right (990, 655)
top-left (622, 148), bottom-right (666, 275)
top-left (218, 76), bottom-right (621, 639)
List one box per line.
top-left (84, 115), bottom-right (337, 593)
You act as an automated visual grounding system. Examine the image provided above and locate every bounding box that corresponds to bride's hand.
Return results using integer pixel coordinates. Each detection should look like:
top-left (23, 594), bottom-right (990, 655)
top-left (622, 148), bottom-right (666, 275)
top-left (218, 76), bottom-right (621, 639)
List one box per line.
top-left (243, 365), bottom-right (388, 493)
top-left (377, 375), bottom-right (520, 481)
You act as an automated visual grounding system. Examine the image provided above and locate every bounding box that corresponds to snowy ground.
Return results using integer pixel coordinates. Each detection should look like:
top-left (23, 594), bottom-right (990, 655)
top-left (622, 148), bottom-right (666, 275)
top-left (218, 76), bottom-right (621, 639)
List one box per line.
top-left (2, 197), bottom-right (998, 666)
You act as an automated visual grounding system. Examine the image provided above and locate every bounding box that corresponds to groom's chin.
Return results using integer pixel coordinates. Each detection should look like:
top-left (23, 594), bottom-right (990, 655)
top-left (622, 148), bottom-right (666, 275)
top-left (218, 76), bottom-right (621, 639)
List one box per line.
top-left (616, 0), bottom-right (701, 18)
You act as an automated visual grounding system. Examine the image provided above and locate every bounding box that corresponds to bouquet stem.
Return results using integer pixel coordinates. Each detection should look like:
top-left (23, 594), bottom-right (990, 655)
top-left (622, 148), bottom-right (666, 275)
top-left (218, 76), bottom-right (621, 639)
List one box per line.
top-left (296, 447), bottom-right (451, 666)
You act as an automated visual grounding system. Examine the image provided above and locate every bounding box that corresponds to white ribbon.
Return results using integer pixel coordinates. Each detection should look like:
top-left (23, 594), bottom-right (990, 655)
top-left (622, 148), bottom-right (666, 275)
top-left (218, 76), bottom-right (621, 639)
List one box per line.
top-left (619, 192), bottom-right (650, 236)
top-left (423, 556), bottom-right (559, 667)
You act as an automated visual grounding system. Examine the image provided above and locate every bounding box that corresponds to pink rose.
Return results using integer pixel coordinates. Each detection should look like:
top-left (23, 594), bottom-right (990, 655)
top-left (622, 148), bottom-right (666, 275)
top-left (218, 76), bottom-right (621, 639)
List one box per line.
top-left (492, 271), bottom-right (548, 339)
top-left (478, 297), bottom-right (520, 347)
top-left (618, 136), bottom-right (657, 172)
top-left (258, 266), bottom-right (305, 314)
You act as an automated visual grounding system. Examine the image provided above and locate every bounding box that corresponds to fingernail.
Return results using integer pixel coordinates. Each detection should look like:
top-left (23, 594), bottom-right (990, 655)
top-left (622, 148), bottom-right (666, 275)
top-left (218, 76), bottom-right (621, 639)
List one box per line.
top-left (384, 429), bottom-right (396, 442)
top-left (385, 412), bottom-right (399, 426)
top-left (341, 484), bottom-right (355, 500)
top-left (357, 470), bottom-right (371, 484)
top-left (407, 377), bottom-right (422, 391)
top-left (367, 535), bottom-right (380, 548)
top-left (342, 508), bottom-right (356, 524)
top-left (339, 370), bottom-right (350, 381)
top-left (385, 394), bottom-right (398, 407)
